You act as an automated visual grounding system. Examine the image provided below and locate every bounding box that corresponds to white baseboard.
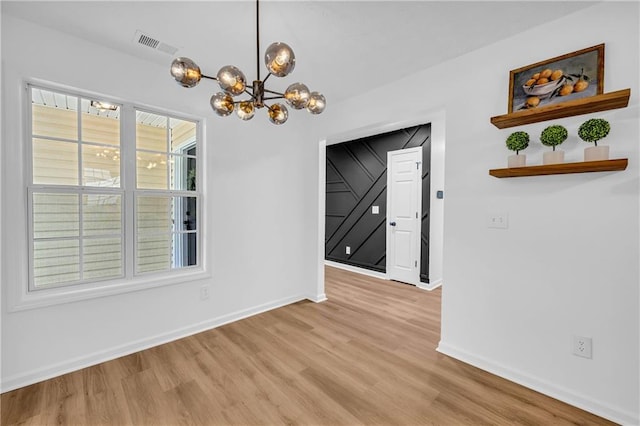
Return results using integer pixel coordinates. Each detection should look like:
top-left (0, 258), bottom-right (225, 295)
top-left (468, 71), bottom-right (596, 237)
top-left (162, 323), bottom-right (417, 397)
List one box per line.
top-left (436, 341), bottom-right (638, 426)
top-left (307, 293), bottom-right (327, 303)
top-left (417, 278), bottom-right (442, 291)
top-left (1, 294), bottom-right (308, 393)
top-left (325, 260), bottom-right (387, 280)
top-left (325, 260), bottom-right (441, 291)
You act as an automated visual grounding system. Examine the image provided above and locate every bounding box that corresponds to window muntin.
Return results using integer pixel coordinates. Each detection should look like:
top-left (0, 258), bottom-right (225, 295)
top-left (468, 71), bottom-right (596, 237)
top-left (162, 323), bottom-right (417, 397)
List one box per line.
top-left (28, 85), bottom-right (201, 292)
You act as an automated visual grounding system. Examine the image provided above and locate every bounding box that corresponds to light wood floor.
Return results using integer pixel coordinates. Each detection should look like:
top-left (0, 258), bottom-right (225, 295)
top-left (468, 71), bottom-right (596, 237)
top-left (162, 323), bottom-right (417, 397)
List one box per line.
top-left (2, 266), bottom-right (613, 425)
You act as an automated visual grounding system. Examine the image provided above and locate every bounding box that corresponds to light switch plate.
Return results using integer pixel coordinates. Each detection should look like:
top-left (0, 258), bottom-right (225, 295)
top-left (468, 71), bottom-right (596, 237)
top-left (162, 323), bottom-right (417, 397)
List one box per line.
top-left (372, 206), bottom-right (379, 214)
top-left (200, 285), bottom-right (210, 301)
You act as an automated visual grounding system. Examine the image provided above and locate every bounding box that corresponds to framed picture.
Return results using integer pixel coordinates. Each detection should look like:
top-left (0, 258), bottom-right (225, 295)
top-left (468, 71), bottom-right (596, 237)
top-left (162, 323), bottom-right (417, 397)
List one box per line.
top-left (508, 44), bottom-right (604, 113)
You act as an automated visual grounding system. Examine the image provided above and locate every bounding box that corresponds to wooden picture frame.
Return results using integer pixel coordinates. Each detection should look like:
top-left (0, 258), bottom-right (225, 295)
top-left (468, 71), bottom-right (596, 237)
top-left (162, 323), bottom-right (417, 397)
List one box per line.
top-left (508, 44), bottom-right (604, 113)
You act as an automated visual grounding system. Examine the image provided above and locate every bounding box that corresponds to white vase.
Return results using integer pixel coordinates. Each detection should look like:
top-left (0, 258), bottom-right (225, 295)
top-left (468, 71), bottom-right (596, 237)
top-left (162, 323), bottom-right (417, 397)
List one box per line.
top-left (508, 154), bottom-right (526, 168)
top-left (584, 145), bottom-right (609, 162)
top-left (543, 150), bottom-right (565, 165)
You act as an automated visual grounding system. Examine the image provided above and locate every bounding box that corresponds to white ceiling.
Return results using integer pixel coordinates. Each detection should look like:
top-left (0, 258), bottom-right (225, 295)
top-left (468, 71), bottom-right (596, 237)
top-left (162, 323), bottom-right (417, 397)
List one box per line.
top-left (2, 1), bottom-right (598, 104)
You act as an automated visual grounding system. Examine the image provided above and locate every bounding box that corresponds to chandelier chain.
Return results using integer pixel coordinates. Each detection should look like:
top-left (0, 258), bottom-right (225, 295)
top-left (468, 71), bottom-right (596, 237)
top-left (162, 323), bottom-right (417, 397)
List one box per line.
top-left (256, 0), bottom-right (261, 82)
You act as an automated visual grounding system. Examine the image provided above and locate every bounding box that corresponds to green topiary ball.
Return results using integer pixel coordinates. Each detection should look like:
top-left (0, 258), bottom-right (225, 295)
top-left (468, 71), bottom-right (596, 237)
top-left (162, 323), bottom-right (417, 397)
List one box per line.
top-left (540, 125), bottom-right (568, 151)
top-left (578, 118), bottom-right (610, 146)
top-left (506, 131), bottom-right (529, 155)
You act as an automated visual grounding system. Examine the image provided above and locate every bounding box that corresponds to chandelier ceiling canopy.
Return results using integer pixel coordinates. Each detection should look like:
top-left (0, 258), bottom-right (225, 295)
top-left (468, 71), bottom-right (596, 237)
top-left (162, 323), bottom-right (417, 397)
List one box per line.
top-left (170, 0), bottom-right (325, 125)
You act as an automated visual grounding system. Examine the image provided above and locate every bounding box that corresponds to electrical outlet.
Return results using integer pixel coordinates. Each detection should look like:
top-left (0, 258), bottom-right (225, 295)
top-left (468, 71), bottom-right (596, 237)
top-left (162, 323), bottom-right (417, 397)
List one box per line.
top-left (200, 285), bottom-right (210, 301)
top-left (487, 212), bottom-right (508, 229)
top-left (573, 336), bottom-right (592, 359)
top-left (345, 246), bottom-right (351, 255)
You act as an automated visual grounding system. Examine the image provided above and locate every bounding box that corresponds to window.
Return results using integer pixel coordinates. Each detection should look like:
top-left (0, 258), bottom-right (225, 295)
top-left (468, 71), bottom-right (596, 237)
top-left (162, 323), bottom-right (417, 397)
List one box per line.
top-left (135, 110), bottom-right (198, 273)
top-left (28, 85), bottom-right (201, 292)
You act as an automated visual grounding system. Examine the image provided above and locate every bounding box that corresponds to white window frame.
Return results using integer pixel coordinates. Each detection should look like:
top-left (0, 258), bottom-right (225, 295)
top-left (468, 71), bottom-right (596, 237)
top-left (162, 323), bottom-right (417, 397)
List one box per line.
top-left (11, 81), bottom-right (209, 311)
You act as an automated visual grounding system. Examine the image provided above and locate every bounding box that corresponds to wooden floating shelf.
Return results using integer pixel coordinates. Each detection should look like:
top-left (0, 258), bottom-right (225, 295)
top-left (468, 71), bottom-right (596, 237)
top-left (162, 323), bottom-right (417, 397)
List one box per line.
top-left (490, 89), bottom-right (631, 129)
top-left (489, 158), bottom-right (628, 178)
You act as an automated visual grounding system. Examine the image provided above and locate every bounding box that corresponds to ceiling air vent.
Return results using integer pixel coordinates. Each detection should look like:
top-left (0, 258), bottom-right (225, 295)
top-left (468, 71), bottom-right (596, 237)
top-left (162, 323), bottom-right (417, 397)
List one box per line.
top-left (133, 30), bottom-right (178, 56)
top-left (138, 33), bottom-right (159, 49)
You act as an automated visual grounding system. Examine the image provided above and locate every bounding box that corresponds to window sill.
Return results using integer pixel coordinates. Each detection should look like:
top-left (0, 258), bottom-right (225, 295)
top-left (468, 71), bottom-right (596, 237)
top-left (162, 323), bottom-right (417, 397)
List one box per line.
top-left (7, 268), bottom-right (211, 312)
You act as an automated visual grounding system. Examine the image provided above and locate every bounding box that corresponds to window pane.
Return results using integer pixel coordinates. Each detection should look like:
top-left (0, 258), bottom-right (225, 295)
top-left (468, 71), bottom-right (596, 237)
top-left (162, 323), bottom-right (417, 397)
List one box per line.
top-left (33, 193), bottom-right (79, 239)
top-left (170, 118), bottom-right (196, 153)
top-left (33, 138), bottom-right (78, 185)
top-left (137, 196), bottom-right (171, 234)
top-left (170, 155), bottom-right (196, 191)
top-left (81, 99), bottom-right (120, 146)
top-left (136, 195), bottom-right (173, 273)
top-left (172, 196), bottom-right (197, 268)
top-left (32, 88), bottom-right (78, 140)
top-left (173, 197), bottom-right (197, 232)
top-left (137, 234), bottom-right (170, 273)
top-left (83, 194), bottom-right (122, 236)
top-left (173, 232), bottom-right (197, 268)
top-left (137, 151), bottom-right (167, 189)
top-left (84, 237), bottom-right (122, 280)
top-left (83, 144), bottom-right (121, 187)
top-left (136, 111), bottom-right (166, 152)
top-left (33, 239), bottom-right (80, 288)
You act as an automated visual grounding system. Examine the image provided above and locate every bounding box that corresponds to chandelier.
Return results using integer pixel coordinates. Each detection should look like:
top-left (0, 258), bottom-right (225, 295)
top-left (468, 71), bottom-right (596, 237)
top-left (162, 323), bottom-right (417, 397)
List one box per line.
top-left (169, 0), bottom-right (325, 125)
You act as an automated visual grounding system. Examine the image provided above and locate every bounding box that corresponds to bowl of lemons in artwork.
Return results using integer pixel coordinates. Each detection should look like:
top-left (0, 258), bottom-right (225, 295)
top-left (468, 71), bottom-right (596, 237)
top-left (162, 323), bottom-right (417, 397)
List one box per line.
top-left (522, 68), bottom-right (564, 98)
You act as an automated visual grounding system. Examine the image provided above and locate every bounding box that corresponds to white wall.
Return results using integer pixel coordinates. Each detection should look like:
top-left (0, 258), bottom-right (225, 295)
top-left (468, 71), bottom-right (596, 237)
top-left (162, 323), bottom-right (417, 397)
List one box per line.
top-left (1, 15), bottom-right (320, 390)
top-left (321, 3), bottom-right (639, 424)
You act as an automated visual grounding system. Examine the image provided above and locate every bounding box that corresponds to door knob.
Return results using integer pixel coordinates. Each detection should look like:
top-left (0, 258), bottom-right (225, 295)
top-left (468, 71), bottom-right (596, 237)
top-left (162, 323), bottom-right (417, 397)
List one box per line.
top-left (389, 221), bottom-right (396, 226)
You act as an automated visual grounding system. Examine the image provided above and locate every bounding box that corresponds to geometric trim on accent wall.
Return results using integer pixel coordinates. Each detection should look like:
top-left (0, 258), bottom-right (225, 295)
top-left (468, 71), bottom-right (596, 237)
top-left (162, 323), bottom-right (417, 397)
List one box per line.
top-left (326, 123), bottom-right (431, 282)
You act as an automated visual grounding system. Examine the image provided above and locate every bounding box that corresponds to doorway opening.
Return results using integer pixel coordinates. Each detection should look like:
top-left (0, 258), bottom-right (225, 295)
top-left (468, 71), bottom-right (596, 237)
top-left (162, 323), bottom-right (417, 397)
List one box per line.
top-left (316, 109), bottom-right (445, 300)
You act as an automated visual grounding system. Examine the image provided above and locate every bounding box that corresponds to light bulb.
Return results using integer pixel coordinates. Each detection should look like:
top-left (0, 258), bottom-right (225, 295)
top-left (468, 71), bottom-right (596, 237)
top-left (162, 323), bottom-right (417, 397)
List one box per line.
top-left (268, 103), bottom-right (289, 125)
top-left (264, 42), bottom-right (296, 77)
top-left (284, 83), bottom-right (310, 109)
top-left (91, 100), bottom-right (119, 111)
top-left (210, 92), bottom-right (234, 117)
top-left (170, 57), bottom-right (202, 88)
top-left (236, 101), bottom-right (255, 121)
top-left (217, 65), bottom-right (246, 96)
top-left (306, 92), bottom-right (326, 115)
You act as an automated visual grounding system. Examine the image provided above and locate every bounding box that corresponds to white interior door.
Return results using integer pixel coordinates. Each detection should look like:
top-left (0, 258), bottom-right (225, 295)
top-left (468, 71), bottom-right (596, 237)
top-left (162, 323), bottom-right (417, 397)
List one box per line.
top-left (386, 147), bottom-right (422, 285)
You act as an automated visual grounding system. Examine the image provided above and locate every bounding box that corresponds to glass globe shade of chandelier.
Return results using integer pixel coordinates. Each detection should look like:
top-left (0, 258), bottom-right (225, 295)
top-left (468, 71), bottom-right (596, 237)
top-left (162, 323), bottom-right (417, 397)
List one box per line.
top-left (169, 0), bottom-right (325, 125)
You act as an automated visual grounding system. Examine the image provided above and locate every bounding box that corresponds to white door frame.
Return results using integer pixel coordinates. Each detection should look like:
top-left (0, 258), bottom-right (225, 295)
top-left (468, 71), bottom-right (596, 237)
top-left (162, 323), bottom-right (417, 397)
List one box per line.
top-left (386, 146), bottom-right (422, 286)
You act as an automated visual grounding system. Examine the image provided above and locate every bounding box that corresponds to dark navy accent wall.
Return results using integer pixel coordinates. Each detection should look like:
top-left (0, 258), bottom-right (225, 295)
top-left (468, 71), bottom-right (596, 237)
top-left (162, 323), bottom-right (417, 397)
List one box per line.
top-left (325, 123), bottom-right (431, 282)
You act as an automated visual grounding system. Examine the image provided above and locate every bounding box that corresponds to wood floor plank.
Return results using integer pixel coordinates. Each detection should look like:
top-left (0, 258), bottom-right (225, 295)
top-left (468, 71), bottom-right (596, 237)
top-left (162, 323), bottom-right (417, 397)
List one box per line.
top-left (249, 348), bottom-right (364, 425)
top-left (300, 365), bottom-right (398, 425)
top-left (1, 266), bottom-right (615, 425)
top-left (164, 380), bottom-right (228, 426)
top-left (84, 388), bottom-right (132, 426)
top-left (120, 368), bottom-right (171, 425)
